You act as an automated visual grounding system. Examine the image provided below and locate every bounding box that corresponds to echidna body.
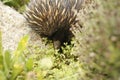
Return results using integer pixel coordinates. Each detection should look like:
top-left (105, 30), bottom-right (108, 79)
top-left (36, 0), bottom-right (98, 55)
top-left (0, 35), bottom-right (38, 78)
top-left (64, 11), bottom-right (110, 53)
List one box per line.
top-left (25, 0), bottom-right (83, 49)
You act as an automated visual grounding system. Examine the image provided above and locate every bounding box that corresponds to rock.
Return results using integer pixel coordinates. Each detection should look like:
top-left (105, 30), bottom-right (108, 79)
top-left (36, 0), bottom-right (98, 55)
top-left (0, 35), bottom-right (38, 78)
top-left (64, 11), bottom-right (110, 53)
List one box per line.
top-left (0, 1), bottom-right (44, 51)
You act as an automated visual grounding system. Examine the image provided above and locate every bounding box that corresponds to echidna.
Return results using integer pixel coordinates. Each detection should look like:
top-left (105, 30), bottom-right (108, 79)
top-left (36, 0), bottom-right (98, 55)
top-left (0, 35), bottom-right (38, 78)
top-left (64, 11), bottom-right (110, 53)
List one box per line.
top-left (24, 0), bottom-right (83, 49)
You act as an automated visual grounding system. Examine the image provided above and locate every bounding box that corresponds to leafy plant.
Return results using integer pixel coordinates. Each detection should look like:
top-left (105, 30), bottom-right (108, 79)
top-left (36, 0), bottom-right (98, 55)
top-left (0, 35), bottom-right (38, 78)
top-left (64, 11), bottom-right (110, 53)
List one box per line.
top-left (0, 31), bottom-right (88, 80)
top-left (0, 32), bottom-right (30, 80)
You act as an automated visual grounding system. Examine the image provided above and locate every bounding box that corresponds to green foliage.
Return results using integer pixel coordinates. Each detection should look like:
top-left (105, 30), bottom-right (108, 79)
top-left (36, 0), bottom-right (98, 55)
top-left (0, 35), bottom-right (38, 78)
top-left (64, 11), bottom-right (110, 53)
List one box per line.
top-left (0, 32), bottom-right (88, 80)
top-left (24, 43), bottom-right (88, 80)
top-left (1, 0), bottom-right (29, 13)
top-left (0, 34), bottom-right (29, 80)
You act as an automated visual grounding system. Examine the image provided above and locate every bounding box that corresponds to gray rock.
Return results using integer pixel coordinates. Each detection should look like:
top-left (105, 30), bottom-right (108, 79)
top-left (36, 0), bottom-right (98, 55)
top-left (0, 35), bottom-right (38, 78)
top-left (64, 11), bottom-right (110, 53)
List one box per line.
top-left (0, 1), bottom-right (44, 51)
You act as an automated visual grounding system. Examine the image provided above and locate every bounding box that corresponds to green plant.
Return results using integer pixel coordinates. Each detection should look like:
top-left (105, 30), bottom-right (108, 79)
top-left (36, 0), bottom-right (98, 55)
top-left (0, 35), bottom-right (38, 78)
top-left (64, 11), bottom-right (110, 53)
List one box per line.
top-left (0, 31), bottom-right (88, 80)
top-left (0, 31), bottom-right (30, 80)
top-left (1, 0), bottom-right (29, 13)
